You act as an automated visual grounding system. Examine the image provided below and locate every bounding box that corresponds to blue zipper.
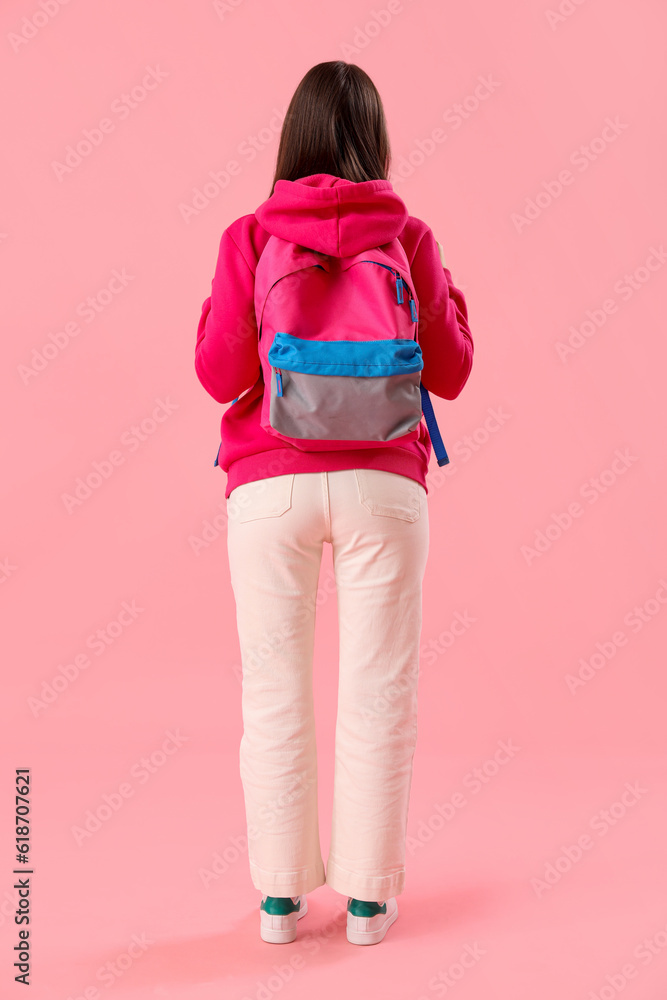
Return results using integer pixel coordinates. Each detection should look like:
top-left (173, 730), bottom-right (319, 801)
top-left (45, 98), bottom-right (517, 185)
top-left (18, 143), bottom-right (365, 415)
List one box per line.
top-left (361, 260), bottom-right (403, 303)
top-left (274, 367), bottom-right (283, 396)
top-left (360, 259), bottom-right (417, 317)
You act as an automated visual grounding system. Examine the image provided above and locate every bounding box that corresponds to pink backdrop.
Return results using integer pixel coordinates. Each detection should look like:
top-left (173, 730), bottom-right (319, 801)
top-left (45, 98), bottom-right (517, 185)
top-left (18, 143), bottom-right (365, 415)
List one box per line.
top-left (2, 1), bottom-right (666, 997)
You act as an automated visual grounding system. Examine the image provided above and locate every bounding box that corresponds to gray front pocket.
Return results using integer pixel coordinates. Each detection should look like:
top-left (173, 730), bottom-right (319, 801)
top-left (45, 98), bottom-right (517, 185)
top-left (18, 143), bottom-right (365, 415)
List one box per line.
top-left (269, 369), bottom-right (423, 441)
top-left (266, 331), bottom-right (425, 444)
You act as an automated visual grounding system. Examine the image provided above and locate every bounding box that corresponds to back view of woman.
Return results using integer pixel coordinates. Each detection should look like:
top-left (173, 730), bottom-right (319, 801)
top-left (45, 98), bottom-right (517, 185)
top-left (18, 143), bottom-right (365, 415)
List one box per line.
top-left (195, 60), bottom-right (474, 946)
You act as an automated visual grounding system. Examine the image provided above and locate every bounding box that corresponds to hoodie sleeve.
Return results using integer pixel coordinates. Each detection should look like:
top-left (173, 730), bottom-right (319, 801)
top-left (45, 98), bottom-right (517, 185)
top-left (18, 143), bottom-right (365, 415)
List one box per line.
top-left (194, 228), bottom-right (261, 404)
top-left (410, 228), bottom-right (474, 400)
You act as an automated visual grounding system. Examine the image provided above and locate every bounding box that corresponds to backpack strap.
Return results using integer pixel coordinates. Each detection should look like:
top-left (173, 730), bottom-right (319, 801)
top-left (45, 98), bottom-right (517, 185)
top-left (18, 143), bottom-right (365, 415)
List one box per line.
top-left (420, 384), bottom-right (450, 467)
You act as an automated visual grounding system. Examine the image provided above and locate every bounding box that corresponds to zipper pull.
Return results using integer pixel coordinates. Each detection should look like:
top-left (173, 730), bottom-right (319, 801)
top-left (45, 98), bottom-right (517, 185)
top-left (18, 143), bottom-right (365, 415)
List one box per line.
top-left (395, 273), bottom-right (404, 304)
top-left (409, 296), bottom-right (418, 322)
top-left (274, 367), bottom-right (283, 397)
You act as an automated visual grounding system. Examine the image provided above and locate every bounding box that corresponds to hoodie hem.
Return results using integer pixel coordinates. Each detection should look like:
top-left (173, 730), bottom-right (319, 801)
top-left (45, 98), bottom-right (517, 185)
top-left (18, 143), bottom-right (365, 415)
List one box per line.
top-left (223, 448), bottom-right (429, 500)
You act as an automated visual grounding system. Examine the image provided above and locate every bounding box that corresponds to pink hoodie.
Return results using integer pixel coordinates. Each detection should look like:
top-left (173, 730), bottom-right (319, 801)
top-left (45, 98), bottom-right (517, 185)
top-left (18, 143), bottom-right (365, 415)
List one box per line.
top-left (195, 173), bottom-right (474, 499)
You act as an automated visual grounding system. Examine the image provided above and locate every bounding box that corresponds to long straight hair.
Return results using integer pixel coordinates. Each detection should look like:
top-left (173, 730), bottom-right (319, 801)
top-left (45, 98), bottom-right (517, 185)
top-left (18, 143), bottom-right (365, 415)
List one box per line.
top-left (269, 61), bottom-right (391, 196)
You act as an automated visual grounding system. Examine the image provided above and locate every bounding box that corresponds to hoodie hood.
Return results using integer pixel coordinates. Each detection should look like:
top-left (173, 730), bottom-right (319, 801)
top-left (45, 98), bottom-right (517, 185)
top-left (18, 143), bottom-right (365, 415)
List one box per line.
top-left (254, 173), bottom-right (409, 258)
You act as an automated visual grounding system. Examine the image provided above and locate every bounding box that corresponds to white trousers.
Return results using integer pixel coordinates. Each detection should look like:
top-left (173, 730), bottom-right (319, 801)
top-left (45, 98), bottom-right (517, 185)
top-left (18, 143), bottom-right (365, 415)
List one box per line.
top-left (226, 468), bottom-right (429, 901)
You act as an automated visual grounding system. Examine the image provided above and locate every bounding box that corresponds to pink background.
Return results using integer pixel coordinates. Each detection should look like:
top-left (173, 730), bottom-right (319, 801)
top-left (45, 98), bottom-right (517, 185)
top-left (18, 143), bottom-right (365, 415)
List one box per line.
top-left (2, 1), bottom-right (666, 997)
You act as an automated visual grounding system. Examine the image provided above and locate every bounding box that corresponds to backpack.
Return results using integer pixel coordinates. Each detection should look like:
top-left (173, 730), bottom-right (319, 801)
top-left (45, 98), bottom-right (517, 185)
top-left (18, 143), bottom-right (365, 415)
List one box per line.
top-left (216, 233), bottom-right (449, 468)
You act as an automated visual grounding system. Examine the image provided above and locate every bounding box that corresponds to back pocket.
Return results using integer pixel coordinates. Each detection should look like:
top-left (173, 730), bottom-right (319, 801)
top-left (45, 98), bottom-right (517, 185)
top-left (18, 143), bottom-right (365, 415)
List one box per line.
top-left (228, 474), bottom-right (295, 523)
top-left (354, 468), bottom-right (422, 522)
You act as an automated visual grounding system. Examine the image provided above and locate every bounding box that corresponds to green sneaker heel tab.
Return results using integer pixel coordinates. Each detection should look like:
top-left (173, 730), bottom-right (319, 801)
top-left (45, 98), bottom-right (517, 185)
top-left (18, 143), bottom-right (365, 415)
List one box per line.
top-left (261, 896), bottom-right (301, 915)
top-left (347, 898), bottom-right (387, 917)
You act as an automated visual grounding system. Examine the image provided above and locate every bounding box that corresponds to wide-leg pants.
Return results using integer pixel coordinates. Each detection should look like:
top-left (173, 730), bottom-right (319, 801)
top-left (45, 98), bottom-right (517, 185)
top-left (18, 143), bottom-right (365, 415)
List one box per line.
top-left (225, 468), bottom-right (429, 901)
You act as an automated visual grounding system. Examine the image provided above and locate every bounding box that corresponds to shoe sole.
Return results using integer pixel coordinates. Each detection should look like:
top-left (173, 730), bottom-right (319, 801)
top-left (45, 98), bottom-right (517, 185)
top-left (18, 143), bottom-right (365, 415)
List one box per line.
top-left (346, 904), bottom-right (398, 945)
top-left (260, 896), bottom-right (308, 944)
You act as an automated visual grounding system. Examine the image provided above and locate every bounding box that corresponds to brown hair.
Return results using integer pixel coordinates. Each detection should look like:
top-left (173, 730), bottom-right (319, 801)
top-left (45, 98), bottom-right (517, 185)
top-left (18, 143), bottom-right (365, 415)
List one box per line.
top-left (269, 61), bottom-right (391, 196)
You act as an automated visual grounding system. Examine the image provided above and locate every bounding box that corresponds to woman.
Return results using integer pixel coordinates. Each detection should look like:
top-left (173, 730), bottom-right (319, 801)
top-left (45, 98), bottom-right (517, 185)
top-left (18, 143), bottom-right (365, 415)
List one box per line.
top-left (195, 60), bottom-right (474, 946)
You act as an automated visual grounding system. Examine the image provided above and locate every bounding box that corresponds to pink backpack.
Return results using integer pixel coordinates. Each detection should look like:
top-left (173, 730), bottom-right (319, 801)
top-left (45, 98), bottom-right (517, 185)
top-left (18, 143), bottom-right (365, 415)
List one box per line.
top-left (220, 233), bottom-right (449, 467)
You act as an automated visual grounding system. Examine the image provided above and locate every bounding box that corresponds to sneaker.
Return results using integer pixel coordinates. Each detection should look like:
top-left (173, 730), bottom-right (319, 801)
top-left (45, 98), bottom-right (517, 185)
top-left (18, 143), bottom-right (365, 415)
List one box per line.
top-left (346, 897), bottom-right (398, 945)
top-left (259, 895), bottom-right (308, 944)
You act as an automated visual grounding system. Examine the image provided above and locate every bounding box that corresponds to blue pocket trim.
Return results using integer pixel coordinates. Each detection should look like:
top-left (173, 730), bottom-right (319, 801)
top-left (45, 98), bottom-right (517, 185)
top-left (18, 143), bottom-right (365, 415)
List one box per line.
top-left (267, 332), bottom-right (424, 377)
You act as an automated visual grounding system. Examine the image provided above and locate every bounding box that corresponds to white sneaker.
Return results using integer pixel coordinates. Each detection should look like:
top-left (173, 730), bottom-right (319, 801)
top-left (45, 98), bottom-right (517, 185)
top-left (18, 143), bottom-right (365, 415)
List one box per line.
top-left (346, 897), bottom-right (398, 945)
top-left (259, 895), bottom-right (308, 944)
